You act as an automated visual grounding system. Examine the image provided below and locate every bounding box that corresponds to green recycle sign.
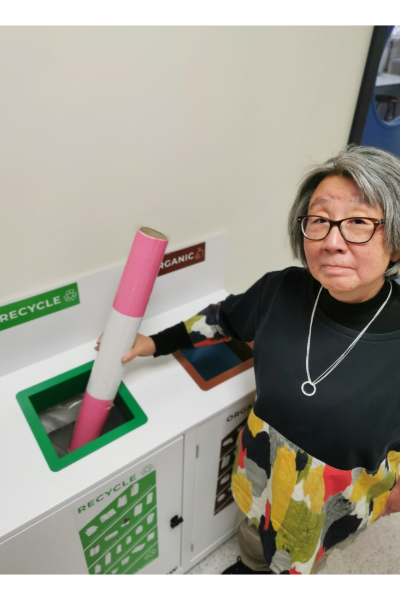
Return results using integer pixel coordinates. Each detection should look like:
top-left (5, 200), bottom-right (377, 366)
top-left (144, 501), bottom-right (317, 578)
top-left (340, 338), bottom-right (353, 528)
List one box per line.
top-left (64, 289), bottom-right (77, 302)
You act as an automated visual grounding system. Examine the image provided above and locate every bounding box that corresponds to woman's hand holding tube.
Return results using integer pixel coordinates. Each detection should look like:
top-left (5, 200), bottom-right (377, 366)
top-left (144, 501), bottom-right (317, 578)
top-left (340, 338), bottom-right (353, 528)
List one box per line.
top-left (95, 333), bottom-right (156, 363)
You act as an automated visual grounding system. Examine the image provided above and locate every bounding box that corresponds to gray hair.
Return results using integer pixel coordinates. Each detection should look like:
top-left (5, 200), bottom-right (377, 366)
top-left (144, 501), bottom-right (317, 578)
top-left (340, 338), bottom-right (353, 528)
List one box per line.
top-left (288, 145), bottom-right (400, 280)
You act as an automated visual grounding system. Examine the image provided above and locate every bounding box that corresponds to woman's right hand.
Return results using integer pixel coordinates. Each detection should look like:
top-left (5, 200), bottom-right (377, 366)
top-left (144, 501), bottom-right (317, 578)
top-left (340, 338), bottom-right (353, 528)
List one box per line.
top-left (94, 333), bottom-right (156, 363)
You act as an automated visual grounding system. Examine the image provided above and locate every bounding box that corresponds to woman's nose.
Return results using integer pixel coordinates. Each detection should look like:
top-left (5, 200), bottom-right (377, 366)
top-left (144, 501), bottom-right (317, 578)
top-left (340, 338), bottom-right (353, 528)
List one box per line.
top-left (322, 224), bottom-right (348, 249)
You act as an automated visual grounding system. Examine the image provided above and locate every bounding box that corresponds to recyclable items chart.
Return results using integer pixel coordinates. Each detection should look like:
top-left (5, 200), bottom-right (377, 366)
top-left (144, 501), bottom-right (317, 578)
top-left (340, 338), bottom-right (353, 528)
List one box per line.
top-left (190, 399), bottom-right (253, 565)
top-left (214, 418), bottom-right (247, 515)
top-left (79, 471), bottom-right (158, 575)
top-left (77, 470), bottom-right (158, 575)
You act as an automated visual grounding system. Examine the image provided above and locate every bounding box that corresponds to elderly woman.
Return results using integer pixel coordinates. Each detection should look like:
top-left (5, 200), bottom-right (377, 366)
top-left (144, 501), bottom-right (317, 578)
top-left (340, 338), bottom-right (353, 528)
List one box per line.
top-left (97, 145), bottom-right (400, 574)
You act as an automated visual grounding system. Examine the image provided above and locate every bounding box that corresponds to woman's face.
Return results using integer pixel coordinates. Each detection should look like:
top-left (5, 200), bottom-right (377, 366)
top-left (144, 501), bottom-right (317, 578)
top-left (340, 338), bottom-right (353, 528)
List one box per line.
top-left (304, 175), bottom-right (400, 303)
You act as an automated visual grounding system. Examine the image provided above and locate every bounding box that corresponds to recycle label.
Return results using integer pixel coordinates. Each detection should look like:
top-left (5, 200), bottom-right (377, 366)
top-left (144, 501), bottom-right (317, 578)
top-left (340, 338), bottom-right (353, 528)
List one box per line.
top-left (0, 283), bottom-right (80, 331)
top-left (76, 468), bottom-right (158, 575)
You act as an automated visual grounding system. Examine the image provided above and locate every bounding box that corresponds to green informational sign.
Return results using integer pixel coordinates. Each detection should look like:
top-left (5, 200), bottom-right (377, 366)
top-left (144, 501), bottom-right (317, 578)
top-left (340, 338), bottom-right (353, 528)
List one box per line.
top-left (0, 283), bottom-right (80, 331)
top-left (78, 470), bottom-right (158, 575)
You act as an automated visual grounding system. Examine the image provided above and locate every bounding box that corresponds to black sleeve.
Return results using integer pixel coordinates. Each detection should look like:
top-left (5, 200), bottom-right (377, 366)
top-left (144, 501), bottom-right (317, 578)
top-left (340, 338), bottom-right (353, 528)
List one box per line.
top-left (150, 272), bottom-right (268, 355)
top-left (150, 322), bottom-right (193, 357)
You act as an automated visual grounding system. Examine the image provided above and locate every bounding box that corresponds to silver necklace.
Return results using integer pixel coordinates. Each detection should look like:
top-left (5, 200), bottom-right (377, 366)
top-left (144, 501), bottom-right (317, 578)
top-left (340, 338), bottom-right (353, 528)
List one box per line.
top-left (301, 281), bottom-right (393, 396)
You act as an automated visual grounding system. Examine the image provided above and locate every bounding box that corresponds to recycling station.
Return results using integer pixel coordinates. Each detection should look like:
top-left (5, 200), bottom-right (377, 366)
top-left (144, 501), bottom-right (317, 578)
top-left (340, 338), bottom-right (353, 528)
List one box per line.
top-left (0, 233), bottom-right (256, 574)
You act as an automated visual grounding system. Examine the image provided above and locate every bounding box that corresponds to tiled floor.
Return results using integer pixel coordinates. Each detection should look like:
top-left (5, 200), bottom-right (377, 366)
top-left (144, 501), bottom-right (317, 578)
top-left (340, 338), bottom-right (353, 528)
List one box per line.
top-left (187, 512), bottom-right (400, 574)
top-left (187, 535), bottom-right (239, 575)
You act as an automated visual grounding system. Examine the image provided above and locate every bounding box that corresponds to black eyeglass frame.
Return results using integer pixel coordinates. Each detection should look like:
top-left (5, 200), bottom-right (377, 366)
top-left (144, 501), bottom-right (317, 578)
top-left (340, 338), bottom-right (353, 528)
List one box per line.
top-left (297, 215), bottom-right (386, 244)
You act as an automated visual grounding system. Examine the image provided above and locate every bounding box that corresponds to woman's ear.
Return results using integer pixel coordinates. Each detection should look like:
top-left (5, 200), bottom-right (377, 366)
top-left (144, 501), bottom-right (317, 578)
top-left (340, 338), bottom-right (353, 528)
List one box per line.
top-left (390, 250), bottom-right (400, 263)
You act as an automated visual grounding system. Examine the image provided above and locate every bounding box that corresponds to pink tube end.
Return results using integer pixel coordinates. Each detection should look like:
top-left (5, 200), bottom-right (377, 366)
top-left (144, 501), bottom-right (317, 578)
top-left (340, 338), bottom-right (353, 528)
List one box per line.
top-left (68, 391), bottom-right (113, 452)
top-left (113, 228), bottom-right (168, 318)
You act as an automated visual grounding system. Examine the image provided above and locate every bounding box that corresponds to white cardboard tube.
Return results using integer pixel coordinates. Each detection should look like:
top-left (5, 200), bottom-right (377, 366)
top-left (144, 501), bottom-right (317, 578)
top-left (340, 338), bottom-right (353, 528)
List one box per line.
top-left (68, 227), bottom-right (168, 452)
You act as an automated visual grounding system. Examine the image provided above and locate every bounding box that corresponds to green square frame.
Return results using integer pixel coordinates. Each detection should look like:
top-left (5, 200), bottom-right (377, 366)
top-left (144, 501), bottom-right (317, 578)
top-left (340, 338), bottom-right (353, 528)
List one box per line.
top-left (16, 361), bottom-right (148, 472)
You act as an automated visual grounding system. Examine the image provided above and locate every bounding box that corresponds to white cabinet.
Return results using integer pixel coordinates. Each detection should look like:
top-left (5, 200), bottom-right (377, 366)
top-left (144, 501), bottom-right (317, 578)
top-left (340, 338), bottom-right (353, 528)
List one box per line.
top-left (0, 437), bottom-right (184, 575)
top-left (187, 397), bottom-right (254, 568)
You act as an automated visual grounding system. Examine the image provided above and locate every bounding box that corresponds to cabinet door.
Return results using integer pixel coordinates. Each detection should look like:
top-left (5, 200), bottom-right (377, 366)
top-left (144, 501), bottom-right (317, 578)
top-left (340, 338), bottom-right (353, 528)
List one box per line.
top-left (0, 437), bottom-right (183, 574)
top-left (190, 399), bottom-right (253, 562)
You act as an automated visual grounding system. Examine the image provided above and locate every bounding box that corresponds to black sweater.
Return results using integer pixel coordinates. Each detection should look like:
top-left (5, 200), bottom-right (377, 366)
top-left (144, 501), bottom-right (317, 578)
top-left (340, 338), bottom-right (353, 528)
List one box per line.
top-left (151, 267), bottom-right (400, 471)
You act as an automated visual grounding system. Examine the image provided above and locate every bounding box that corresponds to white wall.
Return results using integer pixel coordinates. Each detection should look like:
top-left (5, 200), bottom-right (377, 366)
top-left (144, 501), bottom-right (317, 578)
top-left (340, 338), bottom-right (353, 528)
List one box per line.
top-left (0, 26), bottom-right (373, 303)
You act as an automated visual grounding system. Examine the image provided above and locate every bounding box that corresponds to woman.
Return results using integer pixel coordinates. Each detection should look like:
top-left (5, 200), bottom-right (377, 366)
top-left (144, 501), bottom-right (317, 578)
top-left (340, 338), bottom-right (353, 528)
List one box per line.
top-left (97, 145), bottom-right (400, 574)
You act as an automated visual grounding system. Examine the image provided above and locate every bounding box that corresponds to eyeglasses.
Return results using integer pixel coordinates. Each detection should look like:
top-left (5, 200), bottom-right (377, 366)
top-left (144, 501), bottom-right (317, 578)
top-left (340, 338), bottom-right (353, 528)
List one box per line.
top-left (298, 215), bottom-right (386, 244)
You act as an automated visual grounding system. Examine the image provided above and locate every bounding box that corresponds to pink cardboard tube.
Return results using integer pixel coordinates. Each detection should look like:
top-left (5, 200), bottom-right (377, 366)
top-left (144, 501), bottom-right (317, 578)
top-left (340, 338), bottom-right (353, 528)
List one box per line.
top-left (113, 228), bottom-right (168, 318)
top-left (68, 227), bottom-right (168, 452)
top-left (68, 392), bottom-right (113, 452)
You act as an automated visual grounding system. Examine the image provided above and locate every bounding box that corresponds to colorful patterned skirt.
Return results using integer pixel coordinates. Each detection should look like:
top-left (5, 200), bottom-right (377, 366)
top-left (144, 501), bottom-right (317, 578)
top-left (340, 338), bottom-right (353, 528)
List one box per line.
top-left (231, 409), bottom-right (400, 574)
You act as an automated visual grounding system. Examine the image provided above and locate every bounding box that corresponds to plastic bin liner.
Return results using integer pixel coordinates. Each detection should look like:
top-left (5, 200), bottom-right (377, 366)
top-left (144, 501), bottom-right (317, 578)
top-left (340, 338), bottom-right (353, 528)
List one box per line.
top-left (38, 395), bottom-right (125, 457)
top-left (39, 394), bottom-right (84, 434)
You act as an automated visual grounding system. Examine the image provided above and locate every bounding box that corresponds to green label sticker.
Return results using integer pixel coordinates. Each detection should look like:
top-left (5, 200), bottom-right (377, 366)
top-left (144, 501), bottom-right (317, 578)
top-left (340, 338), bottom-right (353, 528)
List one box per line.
top-left (78, 469), bottom-right (158, 575)
top-left (0, 283), bottom-right (80, 332)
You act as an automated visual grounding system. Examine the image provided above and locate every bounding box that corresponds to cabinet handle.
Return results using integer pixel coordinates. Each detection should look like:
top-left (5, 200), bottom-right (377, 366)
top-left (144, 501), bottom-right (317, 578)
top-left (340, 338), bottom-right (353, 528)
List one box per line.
top-left (170, 515), bottom-right (184, 528)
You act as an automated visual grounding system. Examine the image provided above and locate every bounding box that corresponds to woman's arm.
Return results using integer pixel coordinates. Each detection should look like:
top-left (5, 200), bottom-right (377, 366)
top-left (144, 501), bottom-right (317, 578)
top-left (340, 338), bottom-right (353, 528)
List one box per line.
top-left (95, 272), bottom-right (268, 363)
top-left (94, 304), bottom-right (229, 363)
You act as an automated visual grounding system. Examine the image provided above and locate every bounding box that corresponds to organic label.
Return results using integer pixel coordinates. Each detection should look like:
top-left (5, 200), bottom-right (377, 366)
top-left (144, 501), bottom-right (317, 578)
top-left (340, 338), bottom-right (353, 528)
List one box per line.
top-left (158, 242), bottom-right (206, 276)
top-left (0, 283), bottom-right (80, 332)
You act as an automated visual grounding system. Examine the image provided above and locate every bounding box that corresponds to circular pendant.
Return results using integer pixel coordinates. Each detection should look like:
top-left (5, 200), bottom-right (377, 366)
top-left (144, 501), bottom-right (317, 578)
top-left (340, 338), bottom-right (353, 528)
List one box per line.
top-left (301, 381), bottom-right (316, 396)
